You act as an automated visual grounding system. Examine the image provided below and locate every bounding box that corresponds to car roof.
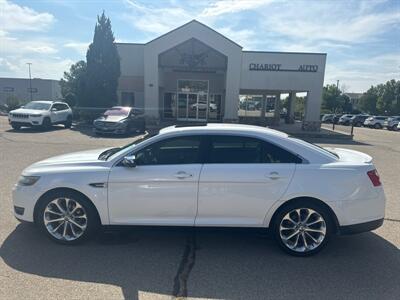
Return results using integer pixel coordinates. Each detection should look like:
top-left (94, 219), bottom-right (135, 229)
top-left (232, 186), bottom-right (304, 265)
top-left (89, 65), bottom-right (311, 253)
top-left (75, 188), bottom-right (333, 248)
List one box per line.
top-left (30, 100), bottom-right (54, 104)
top-left (159, 123), bottom-right (289, 138)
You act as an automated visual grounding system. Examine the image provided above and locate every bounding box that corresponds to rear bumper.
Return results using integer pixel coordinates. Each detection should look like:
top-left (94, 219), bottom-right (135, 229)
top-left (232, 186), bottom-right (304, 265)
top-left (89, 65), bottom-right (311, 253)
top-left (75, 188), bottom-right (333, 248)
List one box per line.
top-left (339, 218), bottom-right (383, 235)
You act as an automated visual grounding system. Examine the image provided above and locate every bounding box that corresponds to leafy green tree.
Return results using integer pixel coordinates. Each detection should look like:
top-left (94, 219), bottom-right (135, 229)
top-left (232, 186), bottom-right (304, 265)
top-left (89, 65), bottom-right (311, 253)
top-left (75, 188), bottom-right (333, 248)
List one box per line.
top-left (60, 60), bottom-right (87, 107)
top-left (359, 80), bottom-right (400, 115)
top-left (322, 84), bottom-right (342, 113)
top-left (83, 11), bottom-right (120, 108)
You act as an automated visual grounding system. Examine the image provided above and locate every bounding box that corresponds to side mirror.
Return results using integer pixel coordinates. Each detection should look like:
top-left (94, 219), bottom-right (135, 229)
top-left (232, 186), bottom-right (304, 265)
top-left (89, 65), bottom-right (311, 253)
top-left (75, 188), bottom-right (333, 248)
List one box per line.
top-left (122, 155), bottom-right (136, 168)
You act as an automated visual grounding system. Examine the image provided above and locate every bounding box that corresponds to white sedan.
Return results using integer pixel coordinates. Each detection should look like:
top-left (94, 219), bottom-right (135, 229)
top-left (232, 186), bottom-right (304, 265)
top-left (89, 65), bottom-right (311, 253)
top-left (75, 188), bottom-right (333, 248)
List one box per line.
top-left (13, 124), bottom-right (385, 256)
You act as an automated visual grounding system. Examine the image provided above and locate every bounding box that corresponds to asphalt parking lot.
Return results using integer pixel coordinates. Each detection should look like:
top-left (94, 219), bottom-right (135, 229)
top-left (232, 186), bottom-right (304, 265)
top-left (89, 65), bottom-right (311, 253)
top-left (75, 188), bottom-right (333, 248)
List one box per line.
top-left (0, 116), bottom-right (399, 300)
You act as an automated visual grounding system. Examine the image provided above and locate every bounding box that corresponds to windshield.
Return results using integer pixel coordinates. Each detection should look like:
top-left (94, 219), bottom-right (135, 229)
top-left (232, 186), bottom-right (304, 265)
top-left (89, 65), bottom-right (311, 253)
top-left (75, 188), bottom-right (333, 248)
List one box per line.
top-left (24, 102), bottom-right (51, 110)
top-left (98, 133), bottom-right (155, 160)
top-left (104, 107), bottom-right (130, 116)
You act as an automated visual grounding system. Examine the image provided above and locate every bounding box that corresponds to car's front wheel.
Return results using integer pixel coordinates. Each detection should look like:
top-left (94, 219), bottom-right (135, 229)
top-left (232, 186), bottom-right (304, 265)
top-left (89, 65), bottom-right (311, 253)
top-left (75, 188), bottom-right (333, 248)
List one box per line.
top-left (374, 123), bottom-right (382, 129)
top-left (273, 201), bottom-right (333, 256)
top-left (42, 117), bottom-right (52, 130)
top-left (11, 123), bottom-right (21, 130)
top-left (36, 190), bottom-right (99, 244)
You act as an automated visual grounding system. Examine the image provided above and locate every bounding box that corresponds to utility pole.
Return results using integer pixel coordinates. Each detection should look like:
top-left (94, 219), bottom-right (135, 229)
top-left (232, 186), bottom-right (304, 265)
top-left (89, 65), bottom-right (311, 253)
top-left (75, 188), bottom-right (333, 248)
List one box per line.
top-left (27, 62), bottom-right (33, 101)
top-left (336, 80), bottom-right (339, 89)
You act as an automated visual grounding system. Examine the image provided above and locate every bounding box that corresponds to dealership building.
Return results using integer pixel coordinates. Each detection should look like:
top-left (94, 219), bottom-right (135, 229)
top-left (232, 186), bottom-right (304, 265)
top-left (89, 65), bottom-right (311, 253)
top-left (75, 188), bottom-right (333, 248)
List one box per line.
top-left (116, 20), bottom-right (326, 130)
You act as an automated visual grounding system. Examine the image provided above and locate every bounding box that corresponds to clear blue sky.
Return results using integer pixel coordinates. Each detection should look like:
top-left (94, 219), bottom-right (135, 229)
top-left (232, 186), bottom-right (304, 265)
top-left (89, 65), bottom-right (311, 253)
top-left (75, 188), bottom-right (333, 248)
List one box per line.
top-left (1, 0), bottom-right (399, 92)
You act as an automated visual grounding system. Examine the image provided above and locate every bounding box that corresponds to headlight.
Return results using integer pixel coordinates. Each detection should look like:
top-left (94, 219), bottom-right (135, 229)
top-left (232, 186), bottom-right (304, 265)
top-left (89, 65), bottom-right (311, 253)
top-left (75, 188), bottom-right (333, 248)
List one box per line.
top-left (17, 175), bottom-right (40, 186)
top-left (30, 114), bottom-right (42, 117)
top-left (117, 119), bottom-right (128, 127)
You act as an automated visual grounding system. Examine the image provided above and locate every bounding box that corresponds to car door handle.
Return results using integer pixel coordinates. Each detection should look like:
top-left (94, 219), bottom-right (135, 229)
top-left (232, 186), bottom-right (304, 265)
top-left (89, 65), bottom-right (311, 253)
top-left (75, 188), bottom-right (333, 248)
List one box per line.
top-left (267, 172), bottom-right (282, 180)
top-left (174, 171), bottom-right (193, 179)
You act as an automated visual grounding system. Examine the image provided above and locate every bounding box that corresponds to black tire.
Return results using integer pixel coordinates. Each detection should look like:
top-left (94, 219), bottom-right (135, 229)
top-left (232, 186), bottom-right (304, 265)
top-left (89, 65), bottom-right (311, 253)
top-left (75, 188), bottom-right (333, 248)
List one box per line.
top-left (35, 190), bottom-right (100, 245)
top-left (355, 122), bottom-right (362, 127)
top-left (272, 200), bottom-right (334, 257)
top-left (42, 117), bottom-right (52, 130)
top-left (11, 123), bottom-right (21, 130)
top-left (139, 120), bottom-right (146, 133)
top-left (64, 115), bottom-right (72, 128)
top-left (391, 125), bottom-right (398, 131)
top-left (374, 123), bottom-right (382, 129)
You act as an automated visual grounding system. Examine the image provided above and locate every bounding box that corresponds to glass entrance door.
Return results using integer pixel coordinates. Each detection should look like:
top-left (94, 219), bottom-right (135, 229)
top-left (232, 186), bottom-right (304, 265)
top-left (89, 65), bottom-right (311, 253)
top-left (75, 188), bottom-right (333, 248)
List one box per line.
top-left (176, 92), bottom-right (208, 121)
top-left (177, 79), bottom-right (209, 121)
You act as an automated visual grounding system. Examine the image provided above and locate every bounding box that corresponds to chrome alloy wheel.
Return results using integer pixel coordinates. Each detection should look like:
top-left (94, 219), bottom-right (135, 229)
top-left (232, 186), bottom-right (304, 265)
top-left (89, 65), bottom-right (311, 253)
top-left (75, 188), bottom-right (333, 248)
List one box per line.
top-left (279, 208), bottom-right (326, 253)
top-left (43, 198), bottom-right (87, 241)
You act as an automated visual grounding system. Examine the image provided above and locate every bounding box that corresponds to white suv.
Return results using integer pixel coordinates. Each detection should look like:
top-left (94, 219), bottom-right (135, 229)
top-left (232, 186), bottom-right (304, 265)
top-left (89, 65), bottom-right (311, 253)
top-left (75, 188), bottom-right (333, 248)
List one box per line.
top-left (8, 101), bottom-right (73, 130)
top-left (384, 116), bottom-right (400, 131)
top-left (364, 116), bottom-right (387, 129)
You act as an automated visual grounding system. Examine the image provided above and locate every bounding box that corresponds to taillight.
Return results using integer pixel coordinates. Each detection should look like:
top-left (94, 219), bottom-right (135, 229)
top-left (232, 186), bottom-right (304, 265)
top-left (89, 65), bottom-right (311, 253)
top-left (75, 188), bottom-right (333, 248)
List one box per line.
top-left (367, 169), bottom-right (381, 187)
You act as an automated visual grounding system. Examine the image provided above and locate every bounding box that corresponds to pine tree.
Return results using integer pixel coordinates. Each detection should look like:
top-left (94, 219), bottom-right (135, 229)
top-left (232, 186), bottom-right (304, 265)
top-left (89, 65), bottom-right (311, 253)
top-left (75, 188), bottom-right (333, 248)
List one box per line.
top-left (84, 12), bottom-right (120, 107)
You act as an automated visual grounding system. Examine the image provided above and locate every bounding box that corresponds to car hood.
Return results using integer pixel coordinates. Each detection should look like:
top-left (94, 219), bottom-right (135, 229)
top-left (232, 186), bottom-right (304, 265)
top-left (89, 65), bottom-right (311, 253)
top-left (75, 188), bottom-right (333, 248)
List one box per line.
top-left (23, 148), bottom-right (112, 174)
top-left (10, 108), bottom-right (46, 114)
top-left (95, 115), bottom-right (127, 123)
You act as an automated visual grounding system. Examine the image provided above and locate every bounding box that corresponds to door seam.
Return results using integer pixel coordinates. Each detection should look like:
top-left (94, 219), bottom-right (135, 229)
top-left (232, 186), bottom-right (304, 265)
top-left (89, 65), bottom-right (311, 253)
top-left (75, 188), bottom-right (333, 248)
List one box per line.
top-left (194, 164), bottom-right (204, 226)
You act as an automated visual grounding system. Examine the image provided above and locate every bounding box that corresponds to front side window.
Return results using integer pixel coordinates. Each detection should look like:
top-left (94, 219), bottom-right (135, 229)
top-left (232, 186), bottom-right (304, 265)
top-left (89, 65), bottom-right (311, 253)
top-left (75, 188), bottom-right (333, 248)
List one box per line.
top-left (135, 136), bottom-right (202, 165)
top-left (207, 135), bottom-right (302, 164)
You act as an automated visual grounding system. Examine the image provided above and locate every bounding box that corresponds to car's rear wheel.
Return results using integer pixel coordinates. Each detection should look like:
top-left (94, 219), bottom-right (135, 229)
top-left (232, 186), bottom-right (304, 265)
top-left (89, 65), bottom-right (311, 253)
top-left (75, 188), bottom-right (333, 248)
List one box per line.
top-left (36, 190), bottom-right (99, 244)
top-left (391, 125), bottom-right (398, 131)
top-left (374, 123), bottom-right (382, 129)
top-left (355, 122), bottom-right (362, 127)
top-left (273, 202), bottom-right (333, 256)
top-left (64, 115), bottom-right (72, 128)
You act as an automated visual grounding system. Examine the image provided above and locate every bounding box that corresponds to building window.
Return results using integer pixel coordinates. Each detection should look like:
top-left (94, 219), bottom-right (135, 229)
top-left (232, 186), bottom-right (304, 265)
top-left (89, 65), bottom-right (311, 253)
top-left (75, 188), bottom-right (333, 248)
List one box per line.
top-left (121, 92), bottom-right (134, 106)
top-left (3, 87), bottom-right (14, 92)
top-left (239, 95), bottom-right (262, 117)
top-left (177, 80), bottom-right (208, 93)
top-left (163, 93), bottom-right (177, 119)
top-left (27, 87), bottom-right (38, 93)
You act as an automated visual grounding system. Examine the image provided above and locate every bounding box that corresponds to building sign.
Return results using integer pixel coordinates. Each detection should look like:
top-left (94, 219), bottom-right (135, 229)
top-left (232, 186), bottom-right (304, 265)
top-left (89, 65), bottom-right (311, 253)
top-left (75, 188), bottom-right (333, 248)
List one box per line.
top-left (249, 63), bottom-right (318, 72)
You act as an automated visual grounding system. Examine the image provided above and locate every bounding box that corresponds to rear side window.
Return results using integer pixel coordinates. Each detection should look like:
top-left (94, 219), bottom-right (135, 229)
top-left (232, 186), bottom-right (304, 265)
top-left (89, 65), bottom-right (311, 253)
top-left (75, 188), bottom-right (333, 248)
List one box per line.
top-left (207, 135), bottom-right (302, 164)
top-left (135, 136), bottom-right (202, 165)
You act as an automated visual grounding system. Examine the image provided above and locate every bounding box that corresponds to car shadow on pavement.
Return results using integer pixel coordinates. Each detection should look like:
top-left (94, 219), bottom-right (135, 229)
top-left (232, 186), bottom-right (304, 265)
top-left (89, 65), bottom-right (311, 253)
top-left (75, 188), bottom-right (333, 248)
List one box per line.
top-left (5, 125), bottom-right (66, 134)
top-left (1, 224), bottom-right (399, 299)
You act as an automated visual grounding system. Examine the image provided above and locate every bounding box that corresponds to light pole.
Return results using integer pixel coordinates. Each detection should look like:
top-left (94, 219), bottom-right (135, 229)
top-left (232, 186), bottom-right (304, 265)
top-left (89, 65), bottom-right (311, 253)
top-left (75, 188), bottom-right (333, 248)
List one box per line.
top-left (27, 62), bottom-right (32, 101)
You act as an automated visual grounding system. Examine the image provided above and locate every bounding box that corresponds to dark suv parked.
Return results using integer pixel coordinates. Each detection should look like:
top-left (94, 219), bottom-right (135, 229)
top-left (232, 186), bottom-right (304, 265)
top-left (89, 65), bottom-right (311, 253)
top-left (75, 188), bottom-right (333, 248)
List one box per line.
top-left (350, 114), bottom-right (370, 127)
top-left (93, 106), bottom-right (145, 135)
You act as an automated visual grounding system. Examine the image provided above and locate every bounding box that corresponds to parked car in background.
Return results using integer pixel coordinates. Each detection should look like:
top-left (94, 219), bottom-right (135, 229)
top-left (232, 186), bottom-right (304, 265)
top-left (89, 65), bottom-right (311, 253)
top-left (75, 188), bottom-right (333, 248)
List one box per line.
top-left (8, 101), bottom-right (72, 130)
top-left (384, 116), bottom-right (400, 131)
top-left (93, 106), bottom-right (145, 135)
top-left (364, 116), bottom-right (388, 129)
top-left (13, 124), bottom-right (386, 256)
top-left (338, 114), bottom-right (354, 125)
top-left (350, 114), bottom-right (370, 127)
top-left (397, 122), bottom-right (400, 130)
top-left (333, 114), bottom-right (342, 124)
top-left (321, 114), bottom-right (334, 123)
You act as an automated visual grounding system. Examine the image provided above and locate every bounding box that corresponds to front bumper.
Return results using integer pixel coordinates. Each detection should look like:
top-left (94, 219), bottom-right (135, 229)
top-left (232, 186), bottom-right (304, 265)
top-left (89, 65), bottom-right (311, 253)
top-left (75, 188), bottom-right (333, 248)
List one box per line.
top-left (9, 117), bottom-right (43, 127)
top-left (12, 184), bottom-right (43, 222)
top-left (93, 126), bottom-right (127, 134)
top-left (339, 218), bottom-right (383, 235)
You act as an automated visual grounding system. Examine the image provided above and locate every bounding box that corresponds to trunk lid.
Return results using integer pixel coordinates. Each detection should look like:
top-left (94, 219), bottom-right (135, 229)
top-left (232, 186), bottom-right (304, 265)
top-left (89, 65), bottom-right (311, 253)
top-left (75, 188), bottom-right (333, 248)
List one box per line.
top-left (324, 147), bottom-right (372, 164)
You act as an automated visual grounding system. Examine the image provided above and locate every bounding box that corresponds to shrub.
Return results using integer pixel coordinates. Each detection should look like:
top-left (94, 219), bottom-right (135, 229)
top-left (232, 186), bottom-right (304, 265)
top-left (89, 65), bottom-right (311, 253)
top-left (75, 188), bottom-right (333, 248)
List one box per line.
top-left (5, 95), bottom-right (21, 112)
